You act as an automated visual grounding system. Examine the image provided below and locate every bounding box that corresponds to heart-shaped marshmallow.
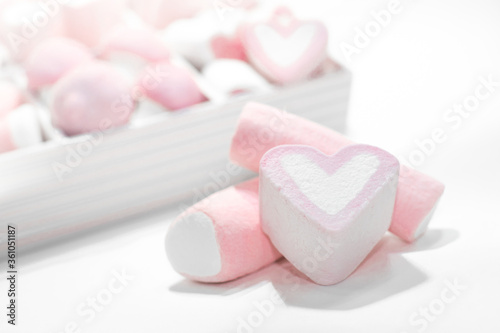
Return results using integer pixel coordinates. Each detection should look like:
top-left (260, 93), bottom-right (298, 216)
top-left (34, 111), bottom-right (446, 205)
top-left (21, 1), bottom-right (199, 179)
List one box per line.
top-left (260, 144), bottom-right (400, 285)
top-left (241, 7), bottom-right (328, 84)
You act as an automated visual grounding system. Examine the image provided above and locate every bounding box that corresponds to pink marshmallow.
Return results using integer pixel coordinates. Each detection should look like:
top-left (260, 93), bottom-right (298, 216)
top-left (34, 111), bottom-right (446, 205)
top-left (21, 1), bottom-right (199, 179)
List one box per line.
top-left (0, 120), bottom-right (16, 153)
top-left (25, 38), bottom-right (93, 90)
top-left (129, 0), bottom-right (211, 29)
top-left (165, 178), bottom-right (281, 283)
top-left (240, 7), bottom-right (328, 85)
top-left (50, 61), bottom-right (135, 136)
top-left (62, 0), bottom-right (125, 47)
top-left (140, 61), bottom-right (206, 110)
top-left (210, 35), bottom-right (247, 62)
top-left (0, 81), bottom-right (24, 118)
top-left (260, 144), bottom-right (399, 285)
top-left (230, 102), bottom-right (445, 242)
top-left (99, 27), bottom-right (170, 63)
top-left (0, 0), bottom-right (65, 61)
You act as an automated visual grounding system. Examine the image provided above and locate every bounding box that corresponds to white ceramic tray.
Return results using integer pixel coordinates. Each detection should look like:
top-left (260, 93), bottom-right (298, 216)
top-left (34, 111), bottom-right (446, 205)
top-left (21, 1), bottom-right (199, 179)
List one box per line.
top-left (0, 64), bottom-right (351, 248)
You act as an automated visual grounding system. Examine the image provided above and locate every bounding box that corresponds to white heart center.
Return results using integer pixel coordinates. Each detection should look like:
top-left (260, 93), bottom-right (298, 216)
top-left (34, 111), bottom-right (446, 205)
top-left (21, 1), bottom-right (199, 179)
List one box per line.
top-left (281, 154), bottom-right (380, 215)
top-left (253, 24), bottom-right (318, 67)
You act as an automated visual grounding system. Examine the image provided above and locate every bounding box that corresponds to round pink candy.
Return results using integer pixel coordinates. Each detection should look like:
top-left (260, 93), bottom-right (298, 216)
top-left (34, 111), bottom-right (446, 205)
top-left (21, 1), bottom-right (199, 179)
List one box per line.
top-left (50, 62), bottom-right (134, 136)
top-left (25, 38), bottom-right (93, 90)
top-left (140, 62), bottom-right (206, 110)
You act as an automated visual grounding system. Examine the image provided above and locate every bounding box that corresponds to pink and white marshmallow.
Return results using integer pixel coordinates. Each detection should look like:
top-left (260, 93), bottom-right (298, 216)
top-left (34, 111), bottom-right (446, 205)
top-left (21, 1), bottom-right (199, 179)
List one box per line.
top-left (166, 178), bottom-right (281, 283)
top-left (139, 61), bottom-right (206, 111)
top-left (163, 10), bottom-right (247, 68)
top-left (260, 144), bottom-right (399, 285)
top-left (50, 61), bottom-right (135, 136)
top-left (0, 81), bottom-right (24, 118)
top-left (129, 0), bottom-right (213, 29)
top-left (0, 0), bottom-right (65, 61)
top-left (62, 0), bottom-right (125, 47)
top-left (25, 38), bottom-right (93, 91)
top-left (99, 27), bottom-right (170, 64)
top-left (210, 34), bottom-right (247, 62)
top-left (0, 104), bottom-right (42, 154)
top-left (230, 102), bottom-right (445, 242)
top-left (240, 7), bottom-right (328, 85)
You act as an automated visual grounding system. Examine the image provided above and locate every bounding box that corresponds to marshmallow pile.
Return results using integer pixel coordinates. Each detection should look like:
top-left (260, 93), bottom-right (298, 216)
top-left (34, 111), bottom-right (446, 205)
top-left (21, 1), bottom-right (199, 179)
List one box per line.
top-left (165, 103), bottom-right (445, 285)
top-left (0, 2), bottom-right (336, 155)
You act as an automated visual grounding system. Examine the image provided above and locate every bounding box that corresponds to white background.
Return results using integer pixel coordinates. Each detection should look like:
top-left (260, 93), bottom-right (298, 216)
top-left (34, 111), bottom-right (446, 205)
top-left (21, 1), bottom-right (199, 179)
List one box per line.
top-left (2, 0), bottom-right (500, 332)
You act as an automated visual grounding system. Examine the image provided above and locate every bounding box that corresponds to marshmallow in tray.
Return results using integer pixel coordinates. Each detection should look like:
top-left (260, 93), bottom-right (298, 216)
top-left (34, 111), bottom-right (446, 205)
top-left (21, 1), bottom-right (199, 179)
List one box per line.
top-left (25, 38), bottom-right (93, 91)
top-left (139, 61), bottom-right (207, 111)
top-left (129, 0), bottom-right (213, 29)
top-left (62, 0), bottom-right (126, 47)
top-left (210, 35), bottom-right (247, 62)
top-left (99, 27), bottom-right (170, 64)
top-left (0, 104), bottom-right (42, 154)
top-left (0, 81), bottom-right (24, 118)
top-left (240, 7), bottom-right (329, 85)
top-left (163, 10), bottom-right (248, 68)
top-left (260, 144), bottom-right (399, 285)
top-left (230, 103), bottom-right (445, 242)
top-left (166, 178), bottom-right (282, 283)
top-left (202, 59), bottom-right (271, 96)
top-left (50, 61), bottom-right (135, 136)
top-left (0, 0), bottom-right (65, 61)
top-left (0, 42), bottom-right (9, 67)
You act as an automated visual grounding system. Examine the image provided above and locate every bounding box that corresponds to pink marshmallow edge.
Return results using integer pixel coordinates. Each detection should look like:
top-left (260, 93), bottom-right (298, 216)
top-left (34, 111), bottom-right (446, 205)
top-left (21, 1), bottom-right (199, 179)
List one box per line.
top-left (0, 119), bottom-right (16, 153)
top-left (176, 178), bottom-right (281, 283)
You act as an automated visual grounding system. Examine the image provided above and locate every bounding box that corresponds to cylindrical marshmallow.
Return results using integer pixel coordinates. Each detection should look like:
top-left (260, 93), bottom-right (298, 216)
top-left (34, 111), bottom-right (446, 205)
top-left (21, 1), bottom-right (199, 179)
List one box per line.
top-left (165, 178), bottom-right (281, 283)
top-left (230, 102), bottom-right (445, 242)
top-left (0, 104), bottom-right (42, 153)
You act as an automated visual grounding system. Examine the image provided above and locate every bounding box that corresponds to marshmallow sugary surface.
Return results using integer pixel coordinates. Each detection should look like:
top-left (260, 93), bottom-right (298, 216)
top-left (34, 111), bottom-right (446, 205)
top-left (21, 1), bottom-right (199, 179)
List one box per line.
top-left (260, 144), bottom-right (399, 285)
top-left (230, 102), bottom-right (445, 242)
top-left (25, 38), bottom-right (93, 90)
top-left (50, 61), bottom-right (134, 136)
top-left (166, 178), bottom-right (281, 283)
